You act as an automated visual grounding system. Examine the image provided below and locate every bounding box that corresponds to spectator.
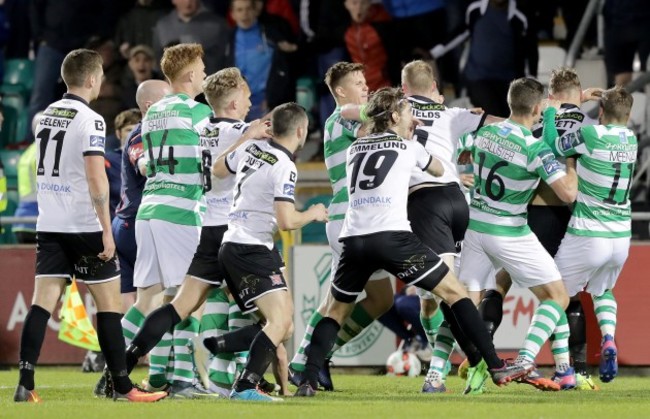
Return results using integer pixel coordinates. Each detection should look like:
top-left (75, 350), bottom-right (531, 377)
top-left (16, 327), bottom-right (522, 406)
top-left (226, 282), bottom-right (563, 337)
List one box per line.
top-left (12, 113), bottom-right (44, 244)
top-left (301, 0), bottom-right (350, 131)
top-left (430, 0), bottom-right (538, 117)
top-left (121, 45), bottom-right (164, 110)
top-left (87, 36), bottom-right (126, 139)
top-left (381, 0), bottom-right (447, 65)
top-left (27, 0), bottom-right (115, 140)
top-left (4, 0), bottom-right (31, 59)
top-left (115, 0), bottom-right (171, 60)
top-left (225, 0), bottom-right (296, 120)
top-left (260, 0), bottom-right (300, 35)
top-left (603, 0), bottom-right (650, 86)
top-left (152, 0), bottom-right (230, 74)
top-left (105, 109), bottom-right (142, 219)
top-left (343, 0), bottom-right (399, 92)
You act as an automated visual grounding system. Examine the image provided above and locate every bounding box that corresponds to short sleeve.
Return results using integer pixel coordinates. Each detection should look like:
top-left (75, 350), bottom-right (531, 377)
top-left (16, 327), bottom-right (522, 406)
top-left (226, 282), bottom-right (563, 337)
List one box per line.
top-left (225, 141), bottom-right (248, 174)
top-left (448, 107), bottom-right (485, 140)
top-left (528, 139), bottom-right (566, 185)
top-left (340, 118), bottom-right (361, 138)
top-left (412, 141), bottom-right (432, 171)
top-left (272, 160), bottom-right (297, 203)
top-left (82, 116), bottom-right (106, 157)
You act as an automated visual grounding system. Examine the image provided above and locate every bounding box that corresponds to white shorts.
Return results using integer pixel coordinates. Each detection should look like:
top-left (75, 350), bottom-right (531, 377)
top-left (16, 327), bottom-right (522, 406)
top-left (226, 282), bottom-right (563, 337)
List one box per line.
top-left (134, 219), bottom-right (201, 289)
top-left (326, 219), bottom-right (386, 282)
top-left (555, 234), bottom-right (629, 297)
top-left (459, 230), bottom-right (561, 292)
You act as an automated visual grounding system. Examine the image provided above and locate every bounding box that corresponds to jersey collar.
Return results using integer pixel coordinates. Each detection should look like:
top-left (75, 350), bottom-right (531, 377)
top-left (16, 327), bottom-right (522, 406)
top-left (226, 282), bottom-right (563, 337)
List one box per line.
top-left (209, 116), bottom-right (243, 123)
top-left (504, 119), bottom-right (533, 136)
top-left (560, 103), bottom-right (579, 110)
top-left (62, 93), bottom-right (89, 106)
top-left (269, 140), bottom-right (295, 161)
top-left (409, 94), bottom-right (439, 105)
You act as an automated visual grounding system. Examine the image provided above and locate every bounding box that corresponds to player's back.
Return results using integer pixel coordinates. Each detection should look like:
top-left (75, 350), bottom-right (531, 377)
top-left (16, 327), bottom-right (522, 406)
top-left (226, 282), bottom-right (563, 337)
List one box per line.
top-left (408, 95), bottom-right (484, 187)
top-left (200, 117), bottom-right (249, 227)
top-left (323, 108), bottom-right (360, 221)
top-left (137, 93), bottom-right (211, 226)
top-left (341, 132), bottom-right (431, 238)
top-left (223, 139), bottom-right (297, 249)
top-left (568, 124), bottom-right (637, 238)
top-left (469, 120), bottom-right (564, 236)
top-left (36, 94), bottom-right (106, 233)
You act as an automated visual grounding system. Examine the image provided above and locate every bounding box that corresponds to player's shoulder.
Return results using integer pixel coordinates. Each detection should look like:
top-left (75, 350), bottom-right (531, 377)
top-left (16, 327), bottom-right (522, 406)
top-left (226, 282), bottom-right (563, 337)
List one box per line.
top-left (326, 108), bottom-right (359, 135)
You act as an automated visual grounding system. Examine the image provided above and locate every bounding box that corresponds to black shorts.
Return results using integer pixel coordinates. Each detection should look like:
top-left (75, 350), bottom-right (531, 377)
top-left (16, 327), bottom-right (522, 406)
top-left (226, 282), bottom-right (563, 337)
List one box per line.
top-left (186, 225), bottom-right (228, 286)
top-left (35, 231), bottom-right (120, 283)
top-left (527, 205), bottom-right (571, 257)
top-left (331, 231), bottom-right (450, 304)
top-left (219, 242), bottom-right (287, 314)
top-left (408, 184), bottom-right (469, 255)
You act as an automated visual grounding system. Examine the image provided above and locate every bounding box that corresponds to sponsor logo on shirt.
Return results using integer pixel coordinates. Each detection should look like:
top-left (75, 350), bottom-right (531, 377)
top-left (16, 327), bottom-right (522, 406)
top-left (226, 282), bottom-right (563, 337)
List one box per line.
top-left (560, 134), bottom-right (574, 151)
top-left (619, 131), bottom-right (628, 144)
top-left (497, 126), bottom-right (512, 137)
top-left (283, 183), bottom-right (295, 196)
top-left (541, 152), bottom-right (561, 175)
top-left (89, 135), bottom-right (105, 148)
top-left (37, 182), bottom-right (72, 193)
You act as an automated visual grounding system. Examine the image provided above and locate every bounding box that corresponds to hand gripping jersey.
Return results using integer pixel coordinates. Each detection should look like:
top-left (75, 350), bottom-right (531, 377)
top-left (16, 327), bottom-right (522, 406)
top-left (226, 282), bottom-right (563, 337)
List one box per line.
top-left (465, 120), bottom-right (566, 237)
top-left (408, 95), bottom-right (485, 187)
top-left (36, 93), bottom-right (106, 233)
top-left (544, 115), bottom-right (637, 238)
top-left (340, 132), bottom-right (432, 238)
top-left (324, 107), bottom-right (361, 221)
top-left (222, 140), bottom-right (297, 249)
top-left (199, 117), bottom-right (249, 227)
top-left (136, 93), bottom-right (212, 226)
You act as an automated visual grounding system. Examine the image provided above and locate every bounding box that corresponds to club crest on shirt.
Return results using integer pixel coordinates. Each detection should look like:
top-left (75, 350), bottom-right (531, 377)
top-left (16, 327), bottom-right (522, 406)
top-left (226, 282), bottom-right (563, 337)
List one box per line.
top-left (270, 273), bottom-right (284, 286)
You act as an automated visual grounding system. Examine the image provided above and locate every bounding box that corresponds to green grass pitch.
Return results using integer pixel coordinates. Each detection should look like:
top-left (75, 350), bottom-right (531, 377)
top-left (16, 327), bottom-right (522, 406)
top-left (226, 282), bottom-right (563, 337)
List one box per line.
top-left (1, 367), bottom-right (649, 418)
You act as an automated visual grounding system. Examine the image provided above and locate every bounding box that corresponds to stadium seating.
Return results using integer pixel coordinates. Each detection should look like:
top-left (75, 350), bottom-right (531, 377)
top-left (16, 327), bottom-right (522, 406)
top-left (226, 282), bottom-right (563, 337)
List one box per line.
top-left (537, 45), bottom-right (566, 86)
top-left (0, 149), bottom-right (22, 189)
top-left (2, 94), bottom-right (29, 143)
top-left (300, 194), bottom-right (331, 244)
top-left (0, 189), bottom-right (18, 244)
top-left (2, 59), bottom-right (35, 103)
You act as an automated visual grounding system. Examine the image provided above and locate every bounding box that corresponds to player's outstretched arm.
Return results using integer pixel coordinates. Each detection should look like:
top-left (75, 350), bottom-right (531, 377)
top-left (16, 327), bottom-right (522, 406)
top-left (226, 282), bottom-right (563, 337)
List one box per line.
top-left (548, 160), bottom-right (578, 203)
top-left (85, 155), bottom-right (115, 260)
top-left (274, 201), bottom-right (328, 231)
top-left (424, 155), bottom-right (445, 177)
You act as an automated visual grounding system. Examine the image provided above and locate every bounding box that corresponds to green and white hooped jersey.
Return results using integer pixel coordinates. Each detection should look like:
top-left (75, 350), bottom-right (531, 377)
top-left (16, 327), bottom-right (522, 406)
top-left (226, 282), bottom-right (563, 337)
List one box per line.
top-left (544, 109), bottom-right (637, 238)
top-left (465, 120), bottom-right (566, 236)
top-left (324, 107), bottom-right (360, 221)
top-left (136, 93), bottom-right (212, 226)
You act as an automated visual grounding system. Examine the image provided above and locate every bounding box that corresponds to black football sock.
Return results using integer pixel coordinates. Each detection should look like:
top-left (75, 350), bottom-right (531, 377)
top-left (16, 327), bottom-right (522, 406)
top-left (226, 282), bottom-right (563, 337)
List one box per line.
top-left (125, 304), bottom-right (181, 373)
top-left (234, 330), bottom-right (276, 392)
top-left (448, 299), bottom-right (504, 370)
top-left (203, 323), bottom-right (263, 354)
top-left (19, 305), bottom-right (50, 390)
top-left (97, 312), bottom-right (132, 394)
top-left (567, 300), bottom-right (587, 374)
top-left (304, 317), bottom-right (340, 389)
top-left (478, 290), bottom-right (504, 337)
top-left (439, 302), bottom-right (483, 367)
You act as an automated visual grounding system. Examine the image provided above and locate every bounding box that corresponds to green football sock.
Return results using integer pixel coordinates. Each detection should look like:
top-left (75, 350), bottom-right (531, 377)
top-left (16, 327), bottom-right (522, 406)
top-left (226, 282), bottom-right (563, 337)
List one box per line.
top-left (593, 290), bottom-right (617, 338)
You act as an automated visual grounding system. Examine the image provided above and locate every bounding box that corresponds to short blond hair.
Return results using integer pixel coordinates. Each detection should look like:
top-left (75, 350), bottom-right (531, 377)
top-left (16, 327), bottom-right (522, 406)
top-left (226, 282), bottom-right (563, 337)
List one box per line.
top-left (203, 67), bottom-right (246, 110)
top-left (601, 86), bottom-right (633, 121)
top-left (549, 67), bottom-right (581, 95)
top-left (160, 43), bottom-right (204, 82)
top-left (401, 60), bottom-right (436, 92)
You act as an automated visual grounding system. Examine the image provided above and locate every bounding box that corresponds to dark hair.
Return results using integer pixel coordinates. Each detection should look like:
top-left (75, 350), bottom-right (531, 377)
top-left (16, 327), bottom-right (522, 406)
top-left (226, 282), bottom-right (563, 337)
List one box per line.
top-left (507, 77), bottom-right (545, 116)
top-left (61, 49), bottom-right (103, 88)
top-left (600, 86), bottom-right (633, 122)
top-left (272, 102), bottom-right (308, 137)
top-left (114, 108), bottom-right (142, 131)
top-left (325, 62), bottom-right (365, 97)
top-left (365, 87), bottom-right (405, 134)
